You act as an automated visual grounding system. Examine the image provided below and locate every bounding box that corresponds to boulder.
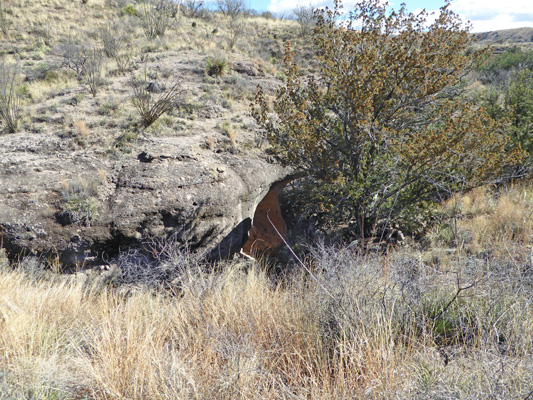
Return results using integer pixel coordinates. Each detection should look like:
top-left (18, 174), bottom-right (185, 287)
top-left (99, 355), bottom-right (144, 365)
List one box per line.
top-left (0, 132), bottom-right (292, 266)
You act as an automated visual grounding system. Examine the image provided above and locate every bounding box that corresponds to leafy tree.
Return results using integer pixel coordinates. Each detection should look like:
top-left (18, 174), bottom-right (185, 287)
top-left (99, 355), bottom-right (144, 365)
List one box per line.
top-left (505, 68), bottom-right (533, 156)
top-left (253, 0), bottom-right (523, 240)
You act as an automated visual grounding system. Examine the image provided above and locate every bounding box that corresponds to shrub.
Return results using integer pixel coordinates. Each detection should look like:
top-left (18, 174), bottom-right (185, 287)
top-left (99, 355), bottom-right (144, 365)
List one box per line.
top-left (505, 68), bottom-right (533, 157)
top-left (261, 11), bottom-right (275, 19)
top-left (217, 0), bottom-right (246, 19)
top-left (205, 57), bottom-right (229, 77)
top-left (253, 0), bottom-right (524, 241)
top-left (130, 73), bottom-right (183, 127)
top-left (292, 5), bottom-right (315, 36)
top-left (183, 0), bottom-right (204, 18)
top-left (98, 21), bottom-right (134, 73)
top-left (0, 60), bottom-right (22, 133)
top-left (59, 40), bottom-right (104, 97)
top-left (121, 4), bottom-right (138, 16)
top-left (137, 0), bottom-right (173, 39)
top-left (0, 0), bottom-right (10, 37)
top-left (226, 17), bottom-right (243, 49)
top-left (58, 178), bottom-right (99, 225)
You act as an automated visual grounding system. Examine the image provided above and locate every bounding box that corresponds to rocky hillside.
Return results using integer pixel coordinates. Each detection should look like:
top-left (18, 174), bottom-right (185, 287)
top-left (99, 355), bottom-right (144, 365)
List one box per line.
top-left (475, 27), bottom-right (533, 48)
top-left (0, 0), bottom-right (304, 266)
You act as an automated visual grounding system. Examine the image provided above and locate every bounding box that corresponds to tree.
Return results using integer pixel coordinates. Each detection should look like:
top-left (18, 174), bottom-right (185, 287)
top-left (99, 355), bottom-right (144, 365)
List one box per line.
top-left (253, 0), bottom-right (523, 240)
top-left (216, 0), bottom-right (246, 19)
top-left (505, 68), bottom-right (533, 157)
top-left (293, 5), bottom-right (315, 36)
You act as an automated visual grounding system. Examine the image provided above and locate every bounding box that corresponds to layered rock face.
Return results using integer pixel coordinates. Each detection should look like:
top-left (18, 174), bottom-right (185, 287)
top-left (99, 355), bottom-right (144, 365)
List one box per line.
top-left (0, 132), bottom-right (291, 266)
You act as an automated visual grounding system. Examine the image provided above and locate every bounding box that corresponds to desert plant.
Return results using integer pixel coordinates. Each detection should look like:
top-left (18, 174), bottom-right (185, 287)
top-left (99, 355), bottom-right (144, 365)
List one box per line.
top-left (137, 0), bottom-right (173, 39)
top-left (59, 39), bottom-right (94, 80)
top-left (59, 40), bottom-right (105, 96)
top-left (183, 0), bottom-right (204, 18)
top-left (205, 56), bottom-right (229, 77)
top-left (98, 21), bottom-right (134, 73)
top-left (84, 48), bottom-right (104, 97)
top-left (130, 73), bottom-right (182, 127)
top-left (292, 4), bottom-right (315, 36)
top-left (0, 60), bottom-right (22, 133)
top-left (121, 3), bottom-right (138, 15)
top-left (505, 68), bottom-right (533, 157)
top-left (216, 0), bottom-right (245, 19)
top-left (253, 0), bottom-right (524, 241)
top-left (58, 178), bottom-right (99, 225)
top-left (0, 0), bottom-right (10, 37)
top-left (226, 17), bottom-right (244, 49)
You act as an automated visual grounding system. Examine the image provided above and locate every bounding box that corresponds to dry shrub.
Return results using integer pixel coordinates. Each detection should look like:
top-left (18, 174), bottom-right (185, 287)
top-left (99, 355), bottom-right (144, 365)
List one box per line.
top-left (73, 119), bottom-right (89, 143)
top-left (130, 73), bottom-right (182, 128)
top-left (439, 184), bottom-right (533, 252)
top-left (1, 239), bottom-right (531, 399)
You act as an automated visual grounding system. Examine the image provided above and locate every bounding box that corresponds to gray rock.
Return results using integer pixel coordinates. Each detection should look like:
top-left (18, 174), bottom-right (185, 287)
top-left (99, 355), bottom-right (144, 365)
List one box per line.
top-left (0, 132), bottom-right (291, 266)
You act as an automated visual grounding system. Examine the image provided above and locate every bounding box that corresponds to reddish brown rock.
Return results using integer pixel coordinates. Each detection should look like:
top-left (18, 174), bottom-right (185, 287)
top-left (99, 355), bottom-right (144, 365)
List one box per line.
top-left (242, 178), bottom-right (293, 258)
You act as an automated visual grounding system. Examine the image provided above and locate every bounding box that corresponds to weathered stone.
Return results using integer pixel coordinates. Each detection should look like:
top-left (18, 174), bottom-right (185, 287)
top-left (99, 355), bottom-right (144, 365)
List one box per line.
top-left (242, 177), bottom-right (294, 258)
top-left (0, 132), bottom-right (292, 266)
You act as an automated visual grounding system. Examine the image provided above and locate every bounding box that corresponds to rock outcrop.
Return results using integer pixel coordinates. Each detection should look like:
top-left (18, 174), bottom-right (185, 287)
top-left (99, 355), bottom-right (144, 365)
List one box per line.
top-left (0, 132), bottom-right (292, 266)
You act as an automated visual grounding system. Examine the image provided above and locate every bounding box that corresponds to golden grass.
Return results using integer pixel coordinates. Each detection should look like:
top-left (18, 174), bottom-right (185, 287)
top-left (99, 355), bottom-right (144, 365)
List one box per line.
top-left (1, 242), bottom-right (532, 399)
top-left (433, 183), bottom-right (533, 252)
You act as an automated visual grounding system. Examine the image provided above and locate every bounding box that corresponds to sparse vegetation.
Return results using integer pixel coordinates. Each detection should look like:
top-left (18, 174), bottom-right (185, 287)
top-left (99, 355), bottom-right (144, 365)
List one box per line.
top-left (217, 0), bottom-right (246, 19)
top-left (98, 20), bottom-right (134, 74)
top-left (137, 0), bottom-right (174, 39)
top-left (0, 0), bottom-right (532, 398)
top-left (293, 4), bottom-right (315, 36)
top-left (205, 56), bottom-right (230, 77)
top-left (130, 72), bottom-right (182, 127)
top-left (0, 60), bottom-right (22, 133)
top-left (0, 0), bottom-right (10, 37)
top-left (58, 178), bottom-right (99, 225)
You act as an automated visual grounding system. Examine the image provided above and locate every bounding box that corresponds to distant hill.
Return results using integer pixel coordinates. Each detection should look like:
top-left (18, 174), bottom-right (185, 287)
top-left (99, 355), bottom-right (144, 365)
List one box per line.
top-left (474, 27), bottom-right (533, 46)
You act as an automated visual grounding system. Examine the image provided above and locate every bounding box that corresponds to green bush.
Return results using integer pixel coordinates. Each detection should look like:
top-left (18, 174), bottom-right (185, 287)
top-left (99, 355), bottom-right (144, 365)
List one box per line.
top-left (505, 69), bottom-right (533, 156)
top-left (121, 4), bottom-right (137, 16)
top-left (253, 0), bottom-right (524, 240)
top-left (205, 57), bottom-right (229, 77)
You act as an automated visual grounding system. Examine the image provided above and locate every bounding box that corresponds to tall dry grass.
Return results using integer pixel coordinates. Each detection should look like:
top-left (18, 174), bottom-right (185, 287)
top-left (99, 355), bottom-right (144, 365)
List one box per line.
top-left (430, 183), bottom-right (533, 254)
top-left (1, 235), bottom-right (532, 399)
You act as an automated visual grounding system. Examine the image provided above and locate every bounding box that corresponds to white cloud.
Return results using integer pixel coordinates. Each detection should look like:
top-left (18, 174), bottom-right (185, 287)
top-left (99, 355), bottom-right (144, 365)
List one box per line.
top-left (266, 0), bottom-right (533, 32)
top-left (267, 0), bottom-right (320, 14)
top-left (267, 0), bottom-right (389, 16)
top-left (450, 0), bottom-right (533, 32)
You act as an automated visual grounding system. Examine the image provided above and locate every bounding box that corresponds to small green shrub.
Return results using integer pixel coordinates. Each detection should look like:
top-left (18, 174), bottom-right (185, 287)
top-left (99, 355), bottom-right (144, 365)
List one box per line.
top-left (122, 4), bottom-right (137, 16)
top-left (205, 57), bottom-right (229, 77)
top-left (59, 179), bottom-right (99, 225)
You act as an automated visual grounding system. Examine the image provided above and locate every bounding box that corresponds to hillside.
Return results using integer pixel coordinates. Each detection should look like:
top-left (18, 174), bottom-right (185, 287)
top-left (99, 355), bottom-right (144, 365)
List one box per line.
top-left (0, 1), bottom-right (532, 399)
top-left (0, 0), bottom-right (308, 265)
top-left (475, 27), bottom-right (533, 49)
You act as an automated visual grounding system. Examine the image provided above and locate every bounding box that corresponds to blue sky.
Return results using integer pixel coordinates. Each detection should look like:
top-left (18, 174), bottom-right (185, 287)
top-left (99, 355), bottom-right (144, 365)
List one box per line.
top-left (244, 0), bottom-right (533, 32)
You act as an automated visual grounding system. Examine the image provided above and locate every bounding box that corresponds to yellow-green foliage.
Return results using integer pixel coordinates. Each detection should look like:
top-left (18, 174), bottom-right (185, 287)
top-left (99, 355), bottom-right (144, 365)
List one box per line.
top-left (254, 0), bottom-right (524, 239)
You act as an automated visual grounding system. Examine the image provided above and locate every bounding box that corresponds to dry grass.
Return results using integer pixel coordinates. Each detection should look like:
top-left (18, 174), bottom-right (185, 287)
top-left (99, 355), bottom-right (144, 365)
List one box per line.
top-left (0, 1), bottom-right (532, 398)
top-left (1, 231), bottom-right (532, 399)
top-left (430, 183), bottom-right (533, 253)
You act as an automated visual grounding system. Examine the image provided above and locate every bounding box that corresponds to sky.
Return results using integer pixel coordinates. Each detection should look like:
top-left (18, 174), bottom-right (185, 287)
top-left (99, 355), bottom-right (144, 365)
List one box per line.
top-left (245, 0), bottom-right (533, 32)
